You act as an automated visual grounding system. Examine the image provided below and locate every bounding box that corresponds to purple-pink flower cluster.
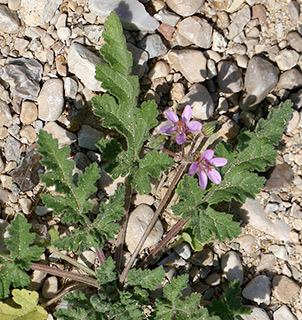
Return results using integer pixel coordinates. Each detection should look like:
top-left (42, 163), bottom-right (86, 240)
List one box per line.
top-left (160, 105), bottom-right (202, 145)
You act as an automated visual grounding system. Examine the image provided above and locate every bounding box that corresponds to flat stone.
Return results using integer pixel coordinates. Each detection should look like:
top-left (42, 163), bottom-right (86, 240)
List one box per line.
top-left (274, 305), bottom-right (297, 320)
top-left (157, 23), bottom-right (175, 41)
top-left (125, 204), bottom-right (164, 253)
top-left (252, 4), bottom-right (267, 24)
top-left (272, 275), bottom-right (300, 303)
top-left (235, 234), bottom-right (256, 254)
top-left (242, 275), bottom-right (271, 305)
top-left (20, 101), bottom-right (38, 124)
top-left (257, 254), bottom-right (276, 272)
top-left (20, 125), bottom-right (36, 143)
top-left (238, 198), bottom-right (291, 242)
top-left (127, 43), bottom-right (149, 78)
top-left (165, 0), bottom-right (205, 17)
top-left (205, 272), bottom-right (221, 286)
top-left (132, 194), bottom-right (154, 206)
top-left (0, 100), bottom-right (12, 126)
top-left (67, 42), bottom-right (104, 91)
top-left (217, 60), bottom-right (243, 93)
top-left (275, 49), bottom-right (299, 71)
top-left (63, 77), bottom-right (78, 99)
top-left (43, 122), bottom-right (77, 147)
top-left (20, 0), bottom-right (62, 26)
top-left (287, 31), bottom-right (302, 53)
top-left (147, 61), bottom-right (170, 81)
top-left (0, 4), bottom-right (20, 33)
top-left (19, 198), bottom-right (32, 215)
top-left (154, 9), bottom-right (180, 26)
top-left (277, 68), bottom-right (302, 90)
top-left (138, 34), bottom-right (168, 59)
top-left (286, 110), bottom-right (301, 134)
top-left (38, 79), bottom-right (64, 121)
top-left (221, 251), bottom-right (244, 285)
top-left (168, 49), bottom-right (207, 83)
top-left (27, 270), bottom-right (47, 291)
top-left (78, 250), bottom-right (96, 268)
top-left (42, 276), bottom-right (58, 299)
top-left (191, 248), bottom-right (214, 266)
top-left (159, 252), bottom-right (187, 266)
top-left (212, 29), bottom-right (228, 52)
top-left (177, 16), bottom-right (212, 49)
top-left (265, 163), bottom-right (294, 190)
top-left (0, 57), bottom-right (43, 99)
top-left (240, 306), bottom-right (270, 320)
top-left (89, 0), bottom-right (159, 31)
top-left (77, 125), bottom-right (103, 150)
top-left (227, 5), bottom-right (251, 40)
top-left (4, 135), bottom-right (20, 162)
top-left (288, 0), bottom-right (300, 20)
top-left (173, 242), bottom-right (191, 260)
top-left (240, 56), bottom-right (279, 110)
top-left (269, 244), bottom-right (288, 260)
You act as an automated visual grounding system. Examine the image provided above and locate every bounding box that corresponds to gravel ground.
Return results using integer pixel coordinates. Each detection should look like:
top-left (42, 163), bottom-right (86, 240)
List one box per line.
top-left (0, 0), bottom-right (302, 319)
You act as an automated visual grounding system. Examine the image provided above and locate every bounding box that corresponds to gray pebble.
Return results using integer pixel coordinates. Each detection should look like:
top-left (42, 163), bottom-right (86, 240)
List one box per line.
top-left (221, 251), bottom-right (244, 285)
top-left (138, 34), bottom-right (167, 59)
top-left (242, 275), bottom-right (271, 305)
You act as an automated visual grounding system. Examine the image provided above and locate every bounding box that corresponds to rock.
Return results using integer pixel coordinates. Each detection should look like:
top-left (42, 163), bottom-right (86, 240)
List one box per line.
top-left (274, 305), bottom-right (297, 320)
top-left (125, 204), bottom-right (164, 253)
top-left (147, 61), bottom-right (170, 81)
top-left (20, 125), bottom-right (36, 143)
top-left (272, 275), bottom-right (300, 303)
top-left (127, 43), bottom-right (149, 78)
top-left (269, 244), bottom-right (288, 260)
top-left (221, 251), bottom-right (244, 285)
top-left (217, 61), bottom-right (243, 93)
top-left (5, 135), bottom-right (20, 163)
top-left (19, 198), bottom-right (32, 215)
top-left (42, 276), bottom-right (58, 299)
top-left (165, 0), bottom-right (205, 17)
top-left (67, 42), bottom-right (104, 91)
top-left (240, 56), bottom-right (279, 110)
top-left (191, 248), bottom-right (214, 266)
top-left (154, 9), bottom-right (180, 26)
top-left (78, 250), bottom-right (96, 268)
top-left (277, 68), bottom-right (302, 90)
top-left (43, 122), bottom-right (77, 147)
top-left (205, 273), bottom-right (221, 286)
top-left (20, 101), bottom-right (38, 124)
top-left (275, 50), bottom-right (299, 71)
top-left (287, 31), bottom-right (302, 53)
top-left (63, 77), bottom-right (78, 99)
top-left (179, 84), bottom-right (214, 120)
top-left (227, 5), bottom-right (251, 40)
top-left (168, 50), bottom-right (207, 83)
top-left (77, 125), bottom-right (103, 150)
top-left (157, 23), bottom-right (175, 41)
top-left (240, 306), bottom-right (270, 320)
top-left (235, 234), bottom-right (256, 254)
top-left (0, 100), bottom-right (12, 126)
top-left (237, 198), bottom-right (292, 242)
top-left (132, 194), bottom-right (154, 206)
top-left (212, 29), bottom-right (228, 52)
top-left (20, 0), bottom-right (61, 26)
top-left (242, 275), bottom-right (271, 305)
top-left (0, 219), bottom-right (10, 254)
top-left (209, 0), bottom-right (233, 11)
top-left (99, 169), bottom-right (125, 196)
top-left (27, 270), bottom-right (47, 291)
top-left (286, 110), bottom-right (301, 134)
top-left (252, 4), bottom-right (267, 24)
top-left (265, 163), bottom-right (294, 190)
top-left (89, 0), bottom-right (159, 31)
top-left (173, 242), bottom-right (191, 260)
top-left (38, 79), bottom-right (64, 121)
top-left (288, 0), bottom-right (300, 20)
top-left (177, 16), bottom-right (212, 49)
top-left (0, 4), bottom-right (20, 33)
top-left (159, 252), bottom-right (187, 266)
top-left (0, 57), bottom-right (43, 99)
top-left (138, 34), bottom-right (168, 59)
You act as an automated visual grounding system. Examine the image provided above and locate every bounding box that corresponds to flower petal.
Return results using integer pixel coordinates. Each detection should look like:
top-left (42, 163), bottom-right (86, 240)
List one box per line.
top-left (207, 168), bottom-right (222, 185)
top-left (202, 149), bottom-right (214, 160)
top-left (209, 157), bottom-right (227, 167)
top-left (165, 110), bottom-right (178, 125)
top-left (160, 125), bottom-right (177, 134)
top-left (189, 162), bottom-right (199, 175)
top-left (199, 170), bottom-right (208, 190)
top-left (176, 133), bottom-right (186, 144)
top-left (181, 105), bottom-right (192, 124)
top-left (187, 121), bottom-right (202, 132)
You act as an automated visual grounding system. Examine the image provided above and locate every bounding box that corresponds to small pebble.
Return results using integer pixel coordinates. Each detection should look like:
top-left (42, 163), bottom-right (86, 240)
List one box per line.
top-left (272, 275), bottom-right (300, 303)
top-left (242, 275), bottom-right (271, 305)
top-left (221, 251), bottom-right (244, 285)
top-left (42, 276), bottom-right (58, 299)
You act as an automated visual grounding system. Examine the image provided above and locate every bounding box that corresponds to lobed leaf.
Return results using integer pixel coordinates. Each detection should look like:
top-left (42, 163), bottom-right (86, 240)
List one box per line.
top-left (127, 266), bottom-right (165, 290)
top-left (0, 289), bottom-right (47, 320)
top-left (96, 257), bottom-right (117, 286)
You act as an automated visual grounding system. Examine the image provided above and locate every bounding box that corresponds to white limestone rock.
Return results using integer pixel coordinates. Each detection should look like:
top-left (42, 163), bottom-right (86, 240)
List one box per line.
top-left (0, 4), bottom-right (20, 33)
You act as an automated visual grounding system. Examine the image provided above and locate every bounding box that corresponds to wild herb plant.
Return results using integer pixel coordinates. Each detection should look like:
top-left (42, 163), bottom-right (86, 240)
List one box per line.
top-left (0, 11), bottom-right (293, 320)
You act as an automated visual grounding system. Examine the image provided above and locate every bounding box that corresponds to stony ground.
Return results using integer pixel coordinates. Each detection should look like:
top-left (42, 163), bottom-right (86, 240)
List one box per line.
top-left (0, 0), bottom-right (302, 319)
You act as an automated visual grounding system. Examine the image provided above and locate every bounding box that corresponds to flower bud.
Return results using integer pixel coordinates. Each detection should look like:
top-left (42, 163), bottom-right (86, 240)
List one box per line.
top-left (201, 121), bottom-right (222, 136)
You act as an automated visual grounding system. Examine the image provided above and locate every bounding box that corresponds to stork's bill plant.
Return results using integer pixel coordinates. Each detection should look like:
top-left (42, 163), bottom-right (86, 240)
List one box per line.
top-left (0, 12), bottom-right (293, 320)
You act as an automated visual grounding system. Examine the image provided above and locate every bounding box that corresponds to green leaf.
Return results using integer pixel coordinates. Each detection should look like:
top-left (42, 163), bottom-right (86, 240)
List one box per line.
top-left (96, 257), bottom-right (117, 286)
top-left (181, 228), bottom-right (203, 251)
top-left (0, 215), bottom-right (44, 299)
top-left (37, 130), bottom-right (100, 224)
top-left (0, 289), bottom-right (48, 320)
top-left (128, 151), bottom-right (173, 194)
top-left (127, 266), bottom-right (165, 290)
top-left (152, 275), bottom-right (218, 320)
top-left (173, 175), bottom-right (241, 243)
top-left (92, 12), bottom-right (170, 193)
top-left (206, 280), bottom-right (251, 320)
top-left (54, 186), bottom-right (125, 254)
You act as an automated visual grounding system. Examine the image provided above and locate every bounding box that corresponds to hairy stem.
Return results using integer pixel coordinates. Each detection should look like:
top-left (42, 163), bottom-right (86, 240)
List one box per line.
top-left (138, 217), bottom-right (190, 269)
top-left (119, 162), bottom-right (188, 284)
top-left (31, 263), bottom-right (100, 288)
top-left (115, 177), bottom-right (132, 272)
top-left (49, 246), bottom-right (96, 277)
top-left (95, 248), bottom-right (105, 266)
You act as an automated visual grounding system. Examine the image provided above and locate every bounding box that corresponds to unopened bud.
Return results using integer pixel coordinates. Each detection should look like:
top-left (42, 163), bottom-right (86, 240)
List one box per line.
top-left (149, 134), bottom-right (167, 149)
top-left (202, 121), bottom-right (222, 136)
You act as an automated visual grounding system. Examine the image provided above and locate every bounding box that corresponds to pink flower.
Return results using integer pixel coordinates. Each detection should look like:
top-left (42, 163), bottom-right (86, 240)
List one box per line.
top-left (160, 105), bottom-right (202, 145)
top-left (189, 150), bottom-right (227, 190)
